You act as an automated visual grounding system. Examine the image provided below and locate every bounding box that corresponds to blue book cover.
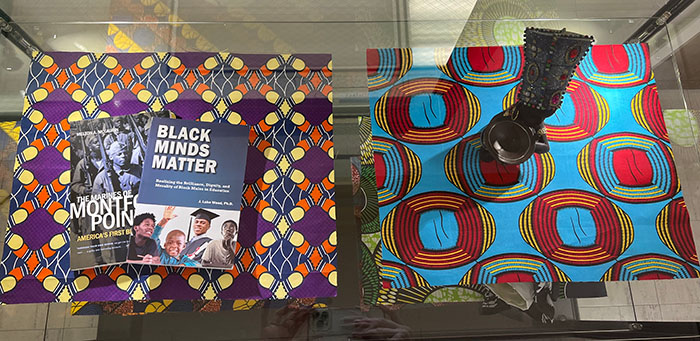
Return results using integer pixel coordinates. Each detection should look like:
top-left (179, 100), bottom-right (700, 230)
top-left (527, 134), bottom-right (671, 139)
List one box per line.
top-left (128, 118), bottom-right (249, 269)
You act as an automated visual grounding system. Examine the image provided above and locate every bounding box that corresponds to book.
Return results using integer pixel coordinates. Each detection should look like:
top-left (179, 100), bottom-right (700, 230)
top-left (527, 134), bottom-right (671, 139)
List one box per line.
top-left (69, 110), bottom-right (172, 270)
top-left (127, 118), bottom-right (250, 269)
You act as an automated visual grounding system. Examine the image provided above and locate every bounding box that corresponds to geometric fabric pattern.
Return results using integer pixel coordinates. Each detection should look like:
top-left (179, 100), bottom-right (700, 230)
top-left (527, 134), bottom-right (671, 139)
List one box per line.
top-left (69, 297), bottom-right (325, 316)
top-left (367, 45), bottom-right (699, 286)
top-left (358, 117), bottom-right (484, 306)
top-left (1, 51), bottom-right (335, 303)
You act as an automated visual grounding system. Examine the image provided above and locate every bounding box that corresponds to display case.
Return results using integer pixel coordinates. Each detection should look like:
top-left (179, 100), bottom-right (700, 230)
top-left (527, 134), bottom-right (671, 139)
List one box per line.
top-left (2, 1), bottom-right (700, 339)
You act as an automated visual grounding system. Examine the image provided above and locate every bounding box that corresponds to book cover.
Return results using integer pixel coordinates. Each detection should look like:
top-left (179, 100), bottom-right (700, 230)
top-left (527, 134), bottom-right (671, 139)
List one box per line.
top-left (69, 110), bottom-right (171, 270)
top-left (128, 118), bottom-right (250, 269)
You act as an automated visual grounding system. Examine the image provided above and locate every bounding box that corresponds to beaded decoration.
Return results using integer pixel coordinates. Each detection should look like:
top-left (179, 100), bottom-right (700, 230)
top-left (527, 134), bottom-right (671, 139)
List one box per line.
top-left (519, 28), bottom-right (594, 114)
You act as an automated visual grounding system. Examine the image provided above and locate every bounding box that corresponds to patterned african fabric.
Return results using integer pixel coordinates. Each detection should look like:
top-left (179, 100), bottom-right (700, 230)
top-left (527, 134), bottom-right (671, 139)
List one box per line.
top-left (105, 0), bottom-right (297, 54)
top-left (366, 45), bottom-right (700, 287)
top-left (358, 116), bottom-right (484, 305)
top-left (70, 297), bottom-right (324, 316)
top-left (358, 121), bottom-right (606, 305)
top-left (106, 0), bottom-right (216, 53)
top-left (663, 109), bottom-right (700, 148)
top-left (0, 52), bottom-right (335, 303)
top-left (0, 122), bottom-right (20, 236)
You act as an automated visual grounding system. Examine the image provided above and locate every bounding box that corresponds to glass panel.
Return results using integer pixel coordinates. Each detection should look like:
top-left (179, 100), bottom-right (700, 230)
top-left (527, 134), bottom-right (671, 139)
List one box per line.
top-left (2, 0), bottom-right (700, 339)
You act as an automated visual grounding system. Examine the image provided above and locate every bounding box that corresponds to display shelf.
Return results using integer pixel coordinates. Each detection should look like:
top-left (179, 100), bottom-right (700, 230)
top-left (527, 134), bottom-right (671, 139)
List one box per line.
top-left (1, 0), bottom-right (700, 339)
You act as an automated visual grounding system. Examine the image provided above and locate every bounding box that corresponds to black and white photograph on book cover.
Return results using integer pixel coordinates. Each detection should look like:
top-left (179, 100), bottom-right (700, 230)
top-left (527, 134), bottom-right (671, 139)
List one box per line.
top-left (68, 110), bottom-right (171, 270)
top-left (126, 204), bottom-right (238, 269)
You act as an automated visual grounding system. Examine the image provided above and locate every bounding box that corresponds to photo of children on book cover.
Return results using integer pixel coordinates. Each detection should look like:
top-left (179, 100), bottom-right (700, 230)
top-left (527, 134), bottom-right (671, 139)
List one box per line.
top-left (69, 110), bottom-right (171, 269)
top-left (127, 117), bottom-right (250, 269)
top-left (127, 205), bottom-right (238, 268)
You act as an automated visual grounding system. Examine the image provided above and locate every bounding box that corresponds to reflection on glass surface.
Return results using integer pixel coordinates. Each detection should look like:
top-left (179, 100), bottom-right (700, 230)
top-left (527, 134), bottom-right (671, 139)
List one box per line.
top-left (1, 1), bottom-right (700, 339)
